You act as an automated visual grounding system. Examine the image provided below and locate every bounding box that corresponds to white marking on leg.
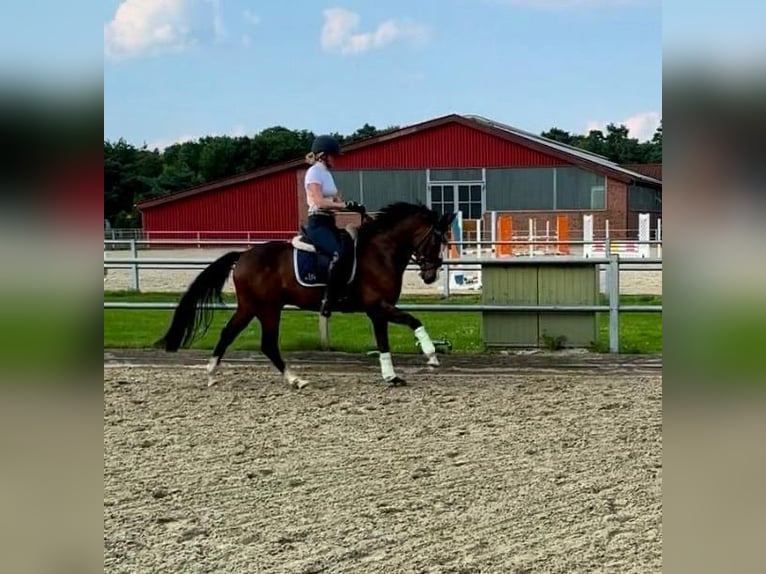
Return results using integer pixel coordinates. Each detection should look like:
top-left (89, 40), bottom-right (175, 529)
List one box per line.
top-left (414, 326), bottom-right (439, 367)
top-left (379, 352), bottom-right (398, 382)
top-left (207, 357), bottom-right (220, 387)
top-left (284, 368), bottom-right (309, 389)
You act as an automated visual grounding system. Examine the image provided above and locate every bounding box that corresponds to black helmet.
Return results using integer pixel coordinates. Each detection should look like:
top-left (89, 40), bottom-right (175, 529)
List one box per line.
top-left (311, 135), bottom-right (341, 157)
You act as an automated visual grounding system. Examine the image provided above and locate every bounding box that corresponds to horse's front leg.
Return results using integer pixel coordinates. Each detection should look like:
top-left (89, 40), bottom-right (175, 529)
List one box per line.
top-left (378, 302), bottom-right (440, 368)
top-left (368, 313), bottom-right (407, 386)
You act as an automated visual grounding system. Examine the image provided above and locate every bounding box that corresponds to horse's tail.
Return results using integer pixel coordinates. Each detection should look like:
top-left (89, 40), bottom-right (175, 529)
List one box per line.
top-left (156, 251), bottom-right (243, 352)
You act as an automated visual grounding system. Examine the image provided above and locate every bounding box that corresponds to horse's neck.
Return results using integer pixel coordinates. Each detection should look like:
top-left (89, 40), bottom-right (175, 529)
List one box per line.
top-left (362, 222), bottom-right (417, 275)
top-left (384, 222), bottom-right (419, 274)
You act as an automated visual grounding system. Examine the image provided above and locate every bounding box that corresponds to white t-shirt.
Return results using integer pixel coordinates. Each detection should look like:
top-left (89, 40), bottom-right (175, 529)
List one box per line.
top-left (305, 162), bottom-right (338, 215)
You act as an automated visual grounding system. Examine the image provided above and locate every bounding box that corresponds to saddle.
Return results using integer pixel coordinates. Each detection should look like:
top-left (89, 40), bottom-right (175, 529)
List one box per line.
top-left (290, 224), bottom-right (359, 289)
top-left (291, 224), bottom-right (359, 253)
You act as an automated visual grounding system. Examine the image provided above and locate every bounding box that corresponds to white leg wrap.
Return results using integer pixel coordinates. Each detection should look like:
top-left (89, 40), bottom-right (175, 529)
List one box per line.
top-left (284, 368), bottom-right (309, 389)
top-left (415, 326), bottom-right (437, 356)
top-left (379, 352), bottom-right (397, 381)
top-left (206, 357), bottom-right (219, 387)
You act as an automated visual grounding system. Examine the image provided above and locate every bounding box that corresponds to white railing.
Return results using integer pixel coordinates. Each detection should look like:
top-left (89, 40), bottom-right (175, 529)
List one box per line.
top-left (104, 253), bottom-right (662, 354)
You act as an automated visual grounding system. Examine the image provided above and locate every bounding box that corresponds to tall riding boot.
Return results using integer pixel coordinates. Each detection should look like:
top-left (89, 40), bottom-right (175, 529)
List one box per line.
top-left (320, 252), bottom-right (340, 318)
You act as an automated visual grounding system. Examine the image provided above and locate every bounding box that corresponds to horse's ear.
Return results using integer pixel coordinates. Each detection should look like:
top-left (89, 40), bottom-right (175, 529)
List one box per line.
top-left (440, 212), bottom-right (457, 229)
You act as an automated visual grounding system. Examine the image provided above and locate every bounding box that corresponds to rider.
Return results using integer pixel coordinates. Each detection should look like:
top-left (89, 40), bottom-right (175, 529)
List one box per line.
top-left (303, 134), bottom-right (363, 317)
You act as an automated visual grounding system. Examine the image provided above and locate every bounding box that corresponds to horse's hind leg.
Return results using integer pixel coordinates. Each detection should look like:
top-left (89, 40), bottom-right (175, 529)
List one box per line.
top-left (207, 306), bottom-right (254, 386)
top-left (256, 306), bottom-right (309, 389)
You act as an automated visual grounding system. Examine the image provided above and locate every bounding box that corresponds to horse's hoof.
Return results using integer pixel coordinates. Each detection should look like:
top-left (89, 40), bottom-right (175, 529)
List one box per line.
top-left (207, 376), bottom-right (218, 388)
top-left (386, 376), bottom-right (408, 387)
top-left (285, 369), bottom-right (309, 389)
top-left (427, 354), bottom-right (440, 368)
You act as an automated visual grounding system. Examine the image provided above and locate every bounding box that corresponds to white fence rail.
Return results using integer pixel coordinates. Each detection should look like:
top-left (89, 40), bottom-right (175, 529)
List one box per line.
top-left (104, 253), bottom-right (662, 354)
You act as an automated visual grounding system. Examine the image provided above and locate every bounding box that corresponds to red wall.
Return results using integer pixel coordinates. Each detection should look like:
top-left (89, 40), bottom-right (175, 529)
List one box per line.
top-left (141, 122), bottom-right (633, 237)
top-left (142, 170), bottom-right (298, 239)
top-left (335, 123), bottom-right (568, 169)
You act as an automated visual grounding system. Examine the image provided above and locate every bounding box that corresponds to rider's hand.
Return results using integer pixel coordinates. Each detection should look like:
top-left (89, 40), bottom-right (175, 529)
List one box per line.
top-left (344, 200), bottom-right (365, 213)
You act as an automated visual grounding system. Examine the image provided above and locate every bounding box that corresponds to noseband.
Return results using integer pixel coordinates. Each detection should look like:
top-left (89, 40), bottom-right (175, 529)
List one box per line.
top-left (411, 226), bottom-right (445, 274)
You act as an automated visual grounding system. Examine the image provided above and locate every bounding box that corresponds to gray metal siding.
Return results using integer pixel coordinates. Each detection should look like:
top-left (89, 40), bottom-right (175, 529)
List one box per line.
top-left (429, 168), bottom-right (483, 182)
top-left (555, 167), bottom-right (604, 210)
top-left (486, 168), bottom-right (555, 210)
top-left (486, 166), bottom-right (606, 211)
top-left (332, 171), bottom-right (362, 202)
top-left (359, 170), bottom-right (427, 210)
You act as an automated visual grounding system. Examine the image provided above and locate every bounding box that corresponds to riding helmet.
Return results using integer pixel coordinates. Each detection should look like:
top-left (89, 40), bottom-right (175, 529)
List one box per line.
top-left (311, 135), bottom-right (341, 157)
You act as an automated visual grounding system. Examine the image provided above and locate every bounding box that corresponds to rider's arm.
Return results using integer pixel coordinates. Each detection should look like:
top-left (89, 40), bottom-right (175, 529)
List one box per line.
top-left (307, 183), bottom-right (346, 210)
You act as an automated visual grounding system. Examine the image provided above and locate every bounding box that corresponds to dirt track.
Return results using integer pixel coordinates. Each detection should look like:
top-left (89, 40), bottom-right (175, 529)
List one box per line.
top-left (104, 353), bottom-right (662, 573)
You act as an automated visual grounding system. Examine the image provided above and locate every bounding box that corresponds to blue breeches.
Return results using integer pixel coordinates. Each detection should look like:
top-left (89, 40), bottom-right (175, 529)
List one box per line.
top-left (305, 215), bottom-right (342, 264)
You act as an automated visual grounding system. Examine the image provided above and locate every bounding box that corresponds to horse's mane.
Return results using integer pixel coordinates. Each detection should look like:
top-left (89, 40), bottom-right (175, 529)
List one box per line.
top-left (358, 201), bottom-right (437, 238)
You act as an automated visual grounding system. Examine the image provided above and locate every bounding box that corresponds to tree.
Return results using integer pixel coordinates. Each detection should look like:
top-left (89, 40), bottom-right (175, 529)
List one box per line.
top-left (541, 127), bottom-right (573, 145)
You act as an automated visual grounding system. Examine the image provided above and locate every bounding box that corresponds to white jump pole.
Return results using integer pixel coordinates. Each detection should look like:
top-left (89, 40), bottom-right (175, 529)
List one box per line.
top-left (546, 220), bottom-right (551, 254)
top-left (583, 214), bottom-right (594, 258)
top-left (528, 218), bottom-right (534, 256)
top-left (638, 213), bottom-right (651, 258)
top-left (476, 217), bottom-right (482, 258)
top-left (657, 218), bottom-right (662, 258)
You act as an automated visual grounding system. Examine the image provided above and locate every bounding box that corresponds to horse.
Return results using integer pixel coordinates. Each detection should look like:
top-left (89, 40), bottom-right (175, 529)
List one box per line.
top-left (156, 202), bottom-right (457, 388)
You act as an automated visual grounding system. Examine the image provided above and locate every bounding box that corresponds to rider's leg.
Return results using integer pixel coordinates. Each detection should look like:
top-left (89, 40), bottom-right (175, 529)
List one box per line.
top-left (305, 216), bottom-right (343, 316)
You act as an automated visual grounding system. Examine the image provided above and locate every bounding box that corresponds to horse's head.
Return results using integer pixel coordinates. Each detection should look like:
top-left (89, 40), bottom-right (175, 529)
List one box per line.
top-left (411, 210), bottom-right (457, 284)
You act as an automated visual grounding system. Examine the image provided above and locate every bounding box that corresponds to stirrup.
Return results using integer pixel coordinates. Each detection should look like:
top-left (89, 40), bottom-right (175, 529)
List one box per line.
top-left (319, 298), bottom-right (333, 318)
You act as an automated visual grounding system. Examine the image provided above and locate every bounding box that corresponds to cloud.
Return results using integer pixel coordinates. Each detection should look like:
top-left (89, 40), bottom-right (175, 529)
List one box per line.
top-left (320, 7), bottom-right (429, 55)
top-left (104, 0), bottom-right (226, 60)
top-left (586, 111), bottom-right (661, 141)
top-left (208, 0), bottom-right (226, 42)
top-left (490, 0), bottom-right (653, 9)
top-left (243, 9), bottom-right (260, 25)
top-left (147, 124), bottom-right (247, 150)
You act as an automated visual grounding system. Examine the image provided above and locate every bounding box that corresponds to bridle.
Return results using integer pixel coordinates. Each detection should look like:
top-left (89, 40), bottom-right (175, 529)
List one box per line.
top-left (411, 225), bottom-right (445, 275)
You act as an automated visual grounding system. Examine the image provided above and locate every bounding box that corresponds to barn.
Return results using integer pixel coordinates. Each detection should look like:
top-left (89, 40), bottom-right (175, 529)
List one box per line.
top-left (137, 114), bottom-right (662, 243)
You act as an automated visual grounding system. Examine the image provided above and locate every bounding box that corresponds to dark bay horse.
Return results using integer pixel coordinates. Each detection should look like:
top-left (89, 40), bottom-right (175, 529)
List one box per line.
top-left (156, 202), bottom-right (457, 387)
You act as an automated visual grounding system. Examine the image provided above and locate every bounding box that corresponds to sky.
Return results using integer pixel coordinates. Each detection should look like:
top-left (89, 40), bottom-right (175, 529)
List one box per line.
top-left (102, 0), bottom-right (662, 149)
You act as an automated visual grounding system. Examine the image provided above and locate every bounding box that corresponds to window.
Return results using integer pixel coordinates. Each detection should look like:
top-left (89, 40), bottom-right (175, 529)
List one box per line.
top-left (458, 184), bottom-right (483, 219)
top-left (429, 183), bottom-right (483, 219)
top-left (430, 185), bottom-right (455, 216)
top-left (429, 169), bottom-right (483, 182)
top-left (629, 185), bottom-right (662, 211)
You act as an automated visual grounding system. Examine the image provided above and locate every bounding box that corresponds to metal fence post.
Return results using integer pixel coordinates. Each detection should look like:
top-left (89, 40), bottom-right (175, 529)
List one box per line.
top-left (608, 253), bottom-right (620, 353)
top-left (130, 239), bottom-right (140, 292)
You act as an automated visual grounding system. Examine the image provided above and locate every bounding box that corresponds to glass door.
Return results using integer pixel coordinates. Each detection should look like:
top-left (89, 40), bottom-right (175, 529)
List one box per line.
top-left (429, 184), bottom-right (455, 216)
top-left (429, 183), bottom-right (483, 220)
top-left (457, 184), bottom-right (483, 220)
